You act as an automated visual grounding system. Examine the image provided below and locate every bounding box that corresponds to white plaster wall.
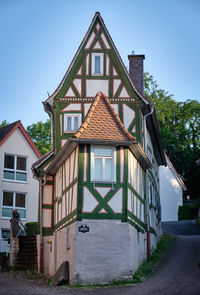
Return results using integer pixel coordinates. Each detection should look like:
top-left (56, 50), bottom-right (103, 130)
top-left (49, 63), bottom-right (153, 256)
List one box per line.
top-left (74, 220), bottom-right (146, 285)
top-left (0, 128), bottom-right (39, 232)
top-left (160, 165), bottom-right (183, 221)
top-left (86, 80), bottom-right (109, 97)
top-left (41, 223), bottom-right (77, 284)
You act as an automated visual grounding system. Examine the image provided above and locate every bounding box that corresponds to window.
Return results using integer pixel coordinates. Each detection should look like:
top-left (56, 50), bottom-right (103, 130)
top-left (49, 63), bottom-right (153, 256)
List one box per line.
top-left (91, 146), bottom-right (116, 182)
top-left (1, 229), bottom-right (10, 240)
top-left (92, 53), bottom-right (104, 75)
top-left (2, 191), bottom-right (26, 219)
top-left (95, 56), bottom-right (100, 73)
top-left (64, 114), bottom-right (82, 133)
top-left (3, 154), bottom-right (27, 182)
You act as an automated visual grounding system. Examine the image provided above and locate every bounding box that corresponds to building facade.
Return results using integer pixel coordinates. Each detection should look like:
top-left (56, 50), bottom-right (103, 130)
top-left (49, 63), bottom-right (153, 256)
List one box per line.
top-left (32, 12), bottom-right (166, 284)
top-left (0, 121), bottom-right (41, 252)
top-left (160, 154), bottom-right (186, 221)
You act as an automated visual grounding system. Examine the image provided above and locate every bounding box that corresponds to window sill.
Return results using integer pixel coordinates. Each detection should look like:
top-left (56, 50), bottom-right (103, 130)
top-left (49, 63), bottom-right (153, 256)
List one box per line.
top-left (1, 216), bottom-right (27, 221)
top-left (91, 180), bottom-right (116, 184)
top-left (64, 130), bottom-right (77, 133)
top-left (91, 73), bottom-right (104, 76)
top-left (3, 179), bottom-right (28, 184)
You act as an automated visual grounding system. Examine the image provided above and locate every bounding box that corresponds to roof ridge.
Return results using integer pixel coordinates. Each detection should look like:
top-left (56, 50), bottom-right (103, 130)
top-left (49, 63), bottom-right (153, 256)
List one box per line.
top-left (43, 13), bottom-right (148, 108)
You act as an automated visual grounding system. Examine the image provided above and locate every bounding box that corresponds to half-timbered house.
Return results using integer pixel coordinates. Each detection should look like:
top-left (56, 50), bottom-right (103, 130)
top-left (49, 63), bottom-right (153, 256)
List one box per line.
top-left (32, 12), bottom-right (166, 284)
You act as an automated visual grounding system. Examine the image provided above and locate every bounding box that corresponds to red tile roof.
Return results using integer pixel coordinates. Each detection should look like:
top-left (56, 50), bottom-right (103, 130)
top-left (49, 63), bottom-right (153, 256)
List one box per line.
top-left (0, 121), bottom-right (41, 158)
top-left (74, 92), bottom-right (135, 142)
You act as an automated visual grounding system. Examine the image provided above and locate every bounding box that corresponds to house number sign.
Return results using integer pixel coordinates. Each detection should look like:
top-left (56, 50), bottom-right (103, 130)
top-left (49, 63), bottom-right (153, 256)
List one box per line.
top-left (79, 224), bottom-right (89, 233)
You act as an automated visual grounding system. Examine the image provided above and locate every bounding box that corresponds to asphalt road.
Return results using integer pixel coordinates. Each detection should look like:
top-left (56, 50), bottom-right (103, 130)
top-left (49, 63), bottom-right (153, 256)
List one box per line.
top-left (162, 219), bottom-right (200, 235)
top-left (0, 221), bottom-right (200, 295)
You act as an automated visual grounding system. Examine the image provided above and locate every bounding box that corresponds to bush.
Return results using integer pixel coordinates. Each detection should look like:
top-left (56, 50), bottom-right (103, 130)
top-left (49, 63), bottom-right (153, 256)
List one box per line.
top-left (25, 222), bottom-right (39, 236)
top-left (178, 205), bottom-right (197, 220)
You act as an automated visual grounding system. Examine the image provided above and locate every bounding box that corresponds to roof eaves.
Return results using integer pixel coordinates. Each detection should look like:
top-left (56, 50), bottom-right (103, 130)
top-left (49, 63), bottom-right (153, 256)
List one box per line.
top-left (129, 142), bottom-right (152, 170)
top-left (46, 140), bottom-right (78, 175)
top-left (97, 13), bottom-right (148, 105)
top-left (43, 12), bottom-right (148, 109)
top-left (43, 13), bottom-right (99, 107)
top-left (0, 121), bottom-right (41, 158)
top-left (0, 121), bottom-right (19, 146)
top-left (165, 153), bottom-right (187, 191)
top-left (32, 149), bottom-right (54, 170)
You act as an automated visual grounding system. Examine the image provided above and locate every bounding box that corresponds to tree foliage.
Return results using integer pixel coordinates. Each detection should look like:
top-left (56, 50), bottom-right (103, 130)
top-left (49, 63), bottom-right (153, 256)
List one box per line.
top-left (0, 120), bottom-right (9, 128)
top-left (144, 72), bottom-right (200, 199)
top-left (26, 120), bottom-right (51, 155)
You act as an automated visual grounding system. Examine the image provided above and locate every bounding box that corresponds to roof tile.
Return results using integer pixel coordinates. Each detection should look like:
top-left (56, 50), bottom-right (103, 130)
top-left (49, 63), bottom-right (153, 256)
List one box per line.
top-left (74, 92), bottom-right (135, 142)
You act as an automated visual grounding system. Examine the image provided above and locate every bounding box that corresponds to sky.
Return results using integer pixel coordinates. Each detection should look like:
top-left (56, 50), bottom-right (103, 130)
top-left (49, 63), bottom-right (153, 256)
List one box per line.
top-left (0, 0), bottom-right (199, 128)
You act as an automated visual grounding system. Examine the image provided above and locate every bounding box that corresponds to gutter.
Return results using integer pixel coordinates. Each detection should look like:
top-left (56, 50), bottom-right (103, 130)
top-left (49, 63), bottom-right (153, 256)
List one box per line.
top-left (143, 103), bottom-right (154, 261)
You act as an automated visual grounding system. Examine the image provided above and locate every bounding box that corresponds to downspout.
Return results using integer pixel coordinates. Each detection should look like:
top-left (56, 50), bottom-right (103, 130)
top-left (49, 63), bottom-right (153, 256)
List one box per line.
top-left (143, 103), bottom-right (154, 261)
top-left (33, 170), bottom-right (47, 273)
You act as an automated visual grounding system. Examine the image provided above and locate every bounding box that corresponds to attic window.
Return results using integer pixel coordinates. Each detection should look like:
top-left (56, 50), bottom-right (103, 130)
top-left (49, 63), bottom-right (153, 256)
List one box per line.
top-left (95, 56), bottom-right (100, 73)
top-left (64, 113), bottom-right (82, 133)
top-left (92, 53), bottom-right (104, 75)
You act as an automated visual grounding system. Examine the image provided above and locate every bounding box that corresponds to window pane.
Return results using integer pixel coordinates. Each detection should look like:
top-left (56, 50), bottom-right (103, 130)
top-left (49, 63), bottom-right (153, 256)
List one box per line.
top-left (2, 229), bottom-right (10, 239)
top-left (94, 148), bottom-right (112, 156)
top-left (3, 192), bottom-right (13, 206)
top-left (4, 155), bottom-right (14, 169)
top-left (16, 172), bottom-right (27, 182)
top-left (105, 158), bottom-right (112, 180)
top-left (2, 208), bottom-right (13, 218)
top-left (94, 158), bottom-right (102, 179)
top-left (17, 209), bottom-right (26, 219)
top-left (74, 117), bottom-right (79, 130)
top-left (95, 56), bottom-right (100, 73)
top-left (16, 193), bottom-right (26, 208)
top-left (3, 170), bottom-right (15, 180)
top-left (67, 117), bottom-right (72, 130)
top-left (17, 156), bottom-right (26, 171)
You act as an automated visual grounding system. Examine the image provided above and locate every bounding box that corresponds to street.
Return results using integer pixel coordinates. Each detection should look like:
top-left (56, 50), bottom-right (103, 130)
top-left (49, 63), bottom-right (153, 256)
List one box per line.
top-left (0, 221), bottom-right (200, 295)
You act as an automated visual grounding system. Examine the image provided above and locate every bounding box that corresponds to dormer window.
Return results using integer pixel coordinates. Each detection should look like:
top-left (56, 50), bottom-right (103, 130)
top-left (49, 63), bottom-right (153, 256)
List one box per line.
top-left (64, 113), bottom-right (82, 133)
top-left (92, 53), bottom-right (104, 76)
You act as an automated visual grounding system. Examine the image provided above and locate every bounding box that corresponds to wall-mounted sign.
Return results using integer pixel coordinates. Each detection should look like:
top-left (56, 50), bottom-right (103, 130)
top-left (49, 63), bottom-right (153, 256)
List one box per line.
top-left (78, 224), bottom-right (89, 233)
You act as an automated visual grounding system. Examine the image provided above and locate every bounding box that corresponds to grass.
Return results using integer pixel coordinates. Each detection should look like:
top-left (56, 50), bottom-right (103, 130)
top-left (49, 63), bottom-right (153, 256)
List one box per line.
top-left (132, 234), bottom-right (175, 283)
top-left (195, 218), bottom-right (200, 225)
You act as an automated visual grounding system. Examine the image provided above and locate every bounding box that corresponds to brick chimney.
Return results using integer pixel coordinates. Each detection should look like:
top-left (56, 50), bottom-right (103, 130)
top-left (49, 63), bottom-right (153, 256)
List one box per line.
top-left (128, 53), bottom-right (145, 95)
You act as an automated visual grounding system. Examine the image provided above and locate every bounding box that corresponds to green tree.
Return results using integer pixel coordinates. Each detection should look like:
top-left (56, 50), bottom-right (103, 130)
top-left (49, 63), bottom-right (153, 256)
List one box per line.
top-left (144, 72), bottom-right (200, 200)
top-left (27, 120), bottom-right (51, 155)
top-left (0, 120), bottom-right (9, 128)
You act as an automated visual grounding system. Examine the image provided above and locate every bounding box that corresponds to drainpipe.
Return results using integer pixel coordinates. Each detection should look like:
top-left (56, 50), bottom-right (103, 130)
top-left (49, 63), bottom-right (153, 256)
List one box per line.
top-left (143, 103), bottom-right (154, 261)
top-left (33, 171), bottom-right (47, 273)
top-left (39, 175), bottom-right (47, 273)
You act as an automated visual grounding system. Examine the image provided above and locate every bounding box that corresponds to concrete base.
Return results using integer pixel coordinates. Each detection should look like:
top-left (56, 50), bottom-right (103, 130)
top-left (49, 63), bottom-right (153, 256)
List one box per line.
top-left (40, 220), bottom-right (161, 285)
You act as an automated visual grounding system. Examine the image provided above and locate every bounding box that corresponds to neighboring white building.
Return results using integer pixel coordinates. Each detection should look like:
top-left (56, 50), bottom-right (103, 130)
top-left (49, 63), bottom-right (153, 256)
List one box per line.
top-left (0, 121), bottom-right (41, 252)
top-left (160, 154), bottom-right (187, 222)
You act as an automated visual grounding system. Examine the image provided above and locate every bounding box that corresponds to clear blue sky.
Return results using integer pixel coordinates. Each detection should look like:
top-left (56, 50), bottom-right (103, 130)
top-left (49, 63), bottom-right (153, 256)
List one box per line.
top-left (0, 0), bottom-right (199, 128)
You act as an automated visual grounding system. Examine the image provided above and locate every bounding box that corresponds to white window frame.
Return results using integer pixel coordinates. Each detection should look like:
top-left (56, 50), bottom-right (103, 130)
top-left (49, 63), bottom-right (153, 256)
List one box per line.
top-left (2, 191), bottom-right (27, 220)
top-left (3, 153), bottom-right (28, 183)
top-left (91, 145), bottom-right (116, 183)
top-left (91, 53), bottom-right (104, 76)
top-left (64, 113), bottom-right (82, 133)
